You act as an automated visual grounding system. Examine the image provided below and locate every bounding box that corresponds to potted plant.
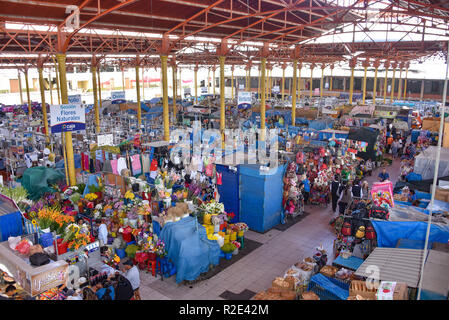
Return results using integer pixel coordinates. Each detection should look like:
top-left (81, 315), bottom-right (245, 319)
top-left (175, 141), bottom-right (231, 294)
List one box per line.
top-left (221, 243), bottom-right (236, 260)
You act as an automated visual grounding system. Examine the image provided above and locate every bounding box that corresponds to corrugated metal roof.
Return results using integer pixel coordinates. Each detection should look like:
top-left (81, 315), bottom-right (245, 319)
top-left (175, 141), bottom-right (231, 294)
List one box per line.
top-left (354, 248), bottom-right (427, 288)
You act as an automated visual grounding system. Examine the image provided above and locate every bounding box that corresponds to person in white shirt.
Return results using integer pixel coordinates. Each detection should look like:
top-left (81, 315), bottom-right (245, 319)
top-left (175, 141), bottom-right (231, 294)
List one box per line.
top-left (98, 220), bottom-right (108, 247)
top-left (120, 258), bottom-right (140, 300)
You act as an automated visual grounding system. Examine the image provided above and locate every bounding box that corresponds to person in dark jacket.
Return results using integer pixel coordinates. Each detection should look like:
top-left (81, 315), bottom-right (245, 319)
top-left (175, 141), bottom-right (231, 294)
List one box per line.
top-left (330, 175), bottom-right (341, 213)
top-left (338, 185), bottom-right (352, 215)
top-left (351, 179), bottom-right (362, 199)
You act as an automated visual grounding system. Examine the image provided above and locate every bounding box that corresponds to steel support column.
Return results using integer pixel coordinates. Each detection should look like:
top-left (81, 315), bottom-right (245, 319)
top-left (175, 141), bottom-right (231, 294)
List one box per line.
top-left (320, 65), bottom-right (325, 99)
top-left (349, 58), bottom-right (357, 105)
top-left (172, 63), bottom-right (177, 121)
top-left (219, 56), bottom-right (226, 132)
top-left (281, 64), bottom-right (285, 101)
top-left (383, 61), bottom-right (390, 104)
top-left (403, 64), bottom-right (409, 100)
top-left (362, 59), bottom-right (369, 104)
top-left (24, 67), bottom-right (32, 117)
top-left (309, 65), bottom-right (314, 99)
top-left (91, 65), bottom-right (100, 133)
top-left (48, 69), bottom-right (54, 105)
top-left (194, 66), bottom-right (198, 104)
top-left (373, 60), bottom-right (380, 105)
top-left (397, 64), bottom-right (403, 100)
top-left (135, 56), bottom-right (142, 128)
top-left (56, 53), bottom-right (76, 186)
top-left (17, 70), bottom-right (23, 105)
top-left (161, 55), bottom-right (170, 141)
top-left (38, 67), bottom-right (49, 142)
top-left (97, 68), bottom-right (102, 111)
top-left (260, 57), bottom-right (266, 133)
top-left (390, 63), bottom-right (397, 103)
top-left (292, 59), bottom-right (298, 126)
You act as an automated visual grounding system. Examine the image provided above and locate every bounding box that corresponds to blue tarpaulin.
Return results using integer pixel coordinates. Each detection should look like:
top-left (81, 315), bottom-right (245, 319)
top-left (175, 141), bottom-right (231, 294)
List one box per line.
top-left (160, 216), bottom-right (221, 283)
top-left (0, 211), bottom-right (23, 242)
top-left (308, 119), bottom-right (334, 130)
top-left (308, 273), bottom-right (349, 300)
top-left (371, 220), bottom-right (449, 248)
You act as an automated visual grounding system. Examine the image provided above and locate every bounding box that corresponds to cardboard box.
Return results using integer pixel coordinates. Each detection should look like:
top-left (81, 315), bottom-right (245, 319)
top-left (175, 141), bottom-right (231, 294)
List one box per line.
top-left (349, 280), bottom-right (377, 300)
top-left (435, 187), bottom-right (449, 203)
top-left (422, 118), bottom-right (441, 132)
top-left (376, 282), bottom-right (409, 300)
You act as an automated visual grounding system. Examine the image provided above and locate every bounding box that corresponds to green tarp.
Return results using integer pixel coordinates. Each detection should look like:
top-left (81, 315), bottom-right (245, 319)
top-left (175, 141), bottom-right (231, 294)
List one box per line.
top-left (20, 167), bottom-right (65, 201)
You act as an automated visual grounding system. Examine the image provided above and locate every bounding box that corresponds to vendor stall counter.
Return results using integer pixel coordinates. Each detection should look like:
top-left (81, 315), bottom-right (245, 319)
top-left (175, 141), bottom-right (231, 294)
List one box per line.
top-left (0, 241), bottom-right (68, 297)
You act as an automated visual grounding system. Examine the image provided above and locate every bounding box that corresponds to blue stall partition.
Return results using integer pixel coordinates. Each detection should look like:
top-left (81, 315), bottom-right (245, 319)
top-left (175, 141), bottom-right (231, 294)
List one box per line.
top-left (215, 164), bottom-right (240, 223)
top-left (239, 164), bottom-right (286, 233)
top-left (0, 194), bottom-right (24, 241)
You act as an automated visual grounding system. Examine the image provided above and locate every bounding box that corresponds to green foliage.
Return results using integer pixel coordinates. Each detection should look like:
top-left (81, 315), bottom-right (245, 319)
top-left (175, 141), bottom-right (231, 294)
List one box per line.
top-left (0, 185), bottom-right (28, 203)
top-left (125, 244), bottom-right (139, 259)
top-left (76, 183), bottom-right (86, 195)
top-left (221, 242), bottom-right (236, 254)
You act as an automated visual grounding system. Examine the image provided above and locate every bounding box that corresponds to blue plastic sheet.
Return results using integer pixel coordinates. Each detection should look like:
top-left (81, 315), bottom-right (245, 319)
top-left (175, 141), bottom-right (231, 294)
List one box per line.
top-left (308, 119), bottom-right (333, 130)
top-left (160, 216), bottom-right (220, 283)
top-left (406, 172), bottom-right (422, 182)
top-left (83, 174), bottom-right (101, 197)
top-left (372, 220), bottom-right (449, 248)
top-left (0, 211), bottom-right (23, 241)
top-left (309, 273), bottom-right (349, 300)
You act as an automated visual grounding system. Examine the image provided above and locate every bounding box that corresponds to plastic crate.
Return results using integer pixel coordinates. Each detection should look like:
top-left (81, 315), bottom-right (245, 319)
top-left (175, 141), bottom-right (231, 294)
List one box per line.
top-left (307, 274), bottom-right (350, 300)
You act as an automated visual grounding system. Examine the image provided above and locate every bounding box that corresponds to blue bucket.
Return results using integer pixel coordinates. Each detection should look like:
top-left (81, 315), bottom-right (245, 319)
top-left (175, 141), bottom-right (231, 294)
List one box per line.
top-left (40, 233), bottom-right (54, 248)
top-left (115, 248), bottom-right (126, 259)
top-left (225, 253), bottom-right (232, 260)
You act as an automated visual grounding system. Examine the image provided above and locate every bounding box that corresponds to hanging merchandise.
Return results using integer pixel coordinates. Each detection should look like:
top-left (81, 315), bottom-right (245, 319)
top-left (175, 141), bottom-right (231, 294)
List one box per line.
top-left (371, 181), bottom-right (394, 209)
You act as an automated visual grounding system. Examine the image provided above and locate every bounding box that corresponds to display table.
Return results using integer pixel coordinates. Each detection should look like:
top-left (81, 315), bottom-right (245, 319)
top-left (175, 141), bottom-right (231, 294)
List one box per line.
top-left (0, 241), bottom-right (68, 297)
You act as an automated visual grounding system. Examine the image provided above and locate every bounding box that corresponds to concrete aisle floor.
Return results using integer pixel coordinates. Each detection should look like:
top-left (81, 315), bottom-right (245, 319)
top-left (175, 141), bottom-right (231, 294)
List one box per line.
top-left (139, 159), bottom-right (402, 300)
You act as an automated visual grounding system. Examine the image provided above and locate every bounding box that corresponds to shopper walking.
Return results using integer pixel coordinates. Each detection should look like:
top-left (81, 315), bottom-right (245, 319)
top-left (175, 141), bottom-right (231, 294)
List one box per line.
top-left (351, 179), bottom-right (363, 200)
top-left (330, 175), bottom-right (340, 213)
top-left (338, 185), bottom-right (352, 215)
top-left (391, 139), bottom-right (399, 159)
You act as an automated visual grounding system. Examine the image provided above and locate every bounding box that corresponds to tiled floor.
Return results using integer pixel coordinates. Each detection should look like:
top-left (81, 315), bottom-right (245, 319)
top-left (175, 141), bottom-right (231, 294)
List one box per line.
top-left (139, 159), bottom-right (402, 300)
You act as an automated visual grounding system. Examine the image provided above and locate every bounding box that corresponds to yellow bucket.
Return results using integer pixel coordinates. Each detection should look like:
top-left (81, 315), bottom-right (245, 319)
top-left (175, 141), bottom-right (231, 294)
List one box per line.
top-left (230, 232), bottom-right (237, 241)
top-left (204, 214), bottom-right (212, 225)
top-left (224, 235), bottom-right (230, 244)
top-left (208, 225), bottom-right (215, 234)
top-left (237, 230), bottom-right (244, 237)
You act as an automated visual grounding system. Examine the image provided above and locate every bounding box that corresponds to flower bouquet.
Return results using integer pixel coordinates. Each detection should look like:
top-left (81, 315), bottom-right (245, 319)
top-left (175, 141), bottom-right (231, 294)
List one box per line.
top-left (67, 233), bottom-right (91, 251)
top-left (231, 240), bottom-right (241, 255)
top-left (63, 223), bottom-right (80, 243)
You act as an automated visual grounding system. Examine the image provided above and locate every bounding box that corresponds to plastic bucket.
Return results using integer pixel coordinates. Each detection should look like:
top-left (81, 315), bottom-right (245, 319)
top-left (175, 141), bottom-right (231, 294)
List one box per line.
top-left (53, 238), bottom-right (68, 255)
top-left (115, 248), bottom-right (126, 259)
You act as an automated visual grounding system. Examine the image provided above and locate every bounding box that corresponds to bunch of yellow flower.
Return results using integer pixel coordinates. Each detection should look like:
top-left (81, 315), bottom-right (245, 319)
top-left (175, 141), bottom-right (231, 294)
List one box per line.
top-left (85, 193), bottom-right (98, 201)
top-left (124, 190), bottom-right (135, 200)
top-left (137, 203), bottom-right (151, 215)
top-left (37, 207), bottom-right (74, 234)
top-left (67, 233), bottom-right (91, 251)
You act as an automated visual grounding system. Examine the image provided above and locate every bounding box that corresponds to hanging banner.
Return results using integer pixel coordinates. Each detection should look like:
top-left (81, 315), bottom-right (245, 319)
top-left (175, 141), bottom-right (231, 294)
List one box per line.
top-left (201, 87), bottom-right (208, 94)
top-left (184, 87), bottom-right (191, 95)
top-left (68, 94), bottom-right (82, 104)
top-left (238, 91), bottom-right (252, 109)
top-left (272, 86), bottom-right (280, 93)
top-left (111, 91), bottom-right (126, 104)
top-left (50, 104), bottom-right (86, 133)
top-left (371, 181), bottom-right (394, 209)
top-left (97, 134), bottom-right (114, 147)
top-left (239, 84), bottom-right (244, 90)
